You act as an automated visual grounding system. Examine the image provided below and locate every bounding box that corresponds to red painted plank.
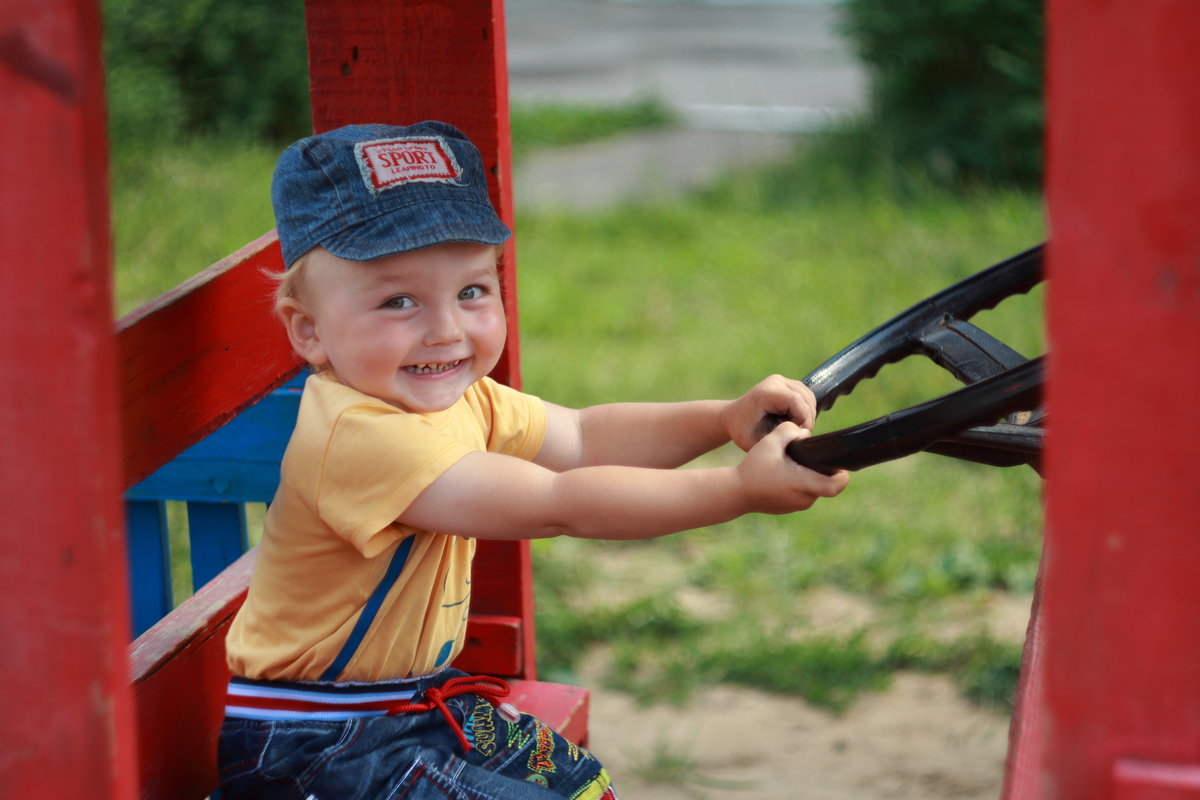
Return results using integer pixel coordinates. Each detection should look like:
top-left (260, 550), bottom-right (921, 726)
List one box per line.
top-left (1044, 0), bottom-right (1200, 796)
top-left (116, 233), bottom-right (303, 487)
top-left (129, 550), bottom-right (256, 681)
top-left (0, 1), bottom-right (135, 797)
top-left (454, 614), bottom-right (524, 677)
top-left (1115, 760), bottom-right (1200, 799)
top-left (473, 539), bottom-right (538, 679)
top-left (1000, 570), bottom-right (1046, 800)
top-left (131, 551), bottom-right (255, 800)
top-left (508, 680), bottom-right (591, 747)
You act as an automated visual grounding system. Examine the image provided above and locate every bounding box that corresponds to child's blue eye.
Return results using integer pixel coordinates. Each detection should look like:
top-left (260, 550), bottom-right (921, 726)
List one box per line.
top-left (383, 295), bottom-right (414, 309)
top-left (459, 285), bottom-right (487, 301)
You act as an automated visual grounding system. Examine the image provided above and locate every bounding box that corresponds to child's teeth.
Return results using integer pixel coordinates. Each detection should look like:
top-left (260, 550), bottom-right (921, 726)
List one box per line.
top-left (409, 360), bottom-right (460, 374)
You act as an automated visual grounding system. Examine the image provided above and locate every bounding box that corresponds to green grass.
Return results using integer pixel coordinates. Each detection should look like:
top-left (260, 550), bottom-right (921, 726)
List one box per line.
top-left (112, 107), bottom-right (1045, 715)
top-left (111, 137), bottom-right (278, 316)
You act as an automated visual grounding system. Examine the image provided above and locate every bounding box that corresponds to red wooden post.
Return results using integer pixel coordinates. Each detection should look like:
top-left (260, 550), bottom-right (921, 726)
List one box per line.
top-left (1044, 0), bottom-right (1200, 797)
top-left (303, 0), bottom-right (538, 677)
top-left (0, 0), bottom-right (135, 797)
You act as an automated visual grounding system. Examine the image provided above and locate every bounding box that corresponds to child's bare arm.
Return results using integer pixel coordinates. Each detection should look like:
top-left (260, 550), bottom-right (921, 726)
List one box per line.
top-left (398, 420), bottom-right (848, 542)
top-left (534, 374), bottom-right (819, 471)
top-left (533, 399), bottom-right (729, 471)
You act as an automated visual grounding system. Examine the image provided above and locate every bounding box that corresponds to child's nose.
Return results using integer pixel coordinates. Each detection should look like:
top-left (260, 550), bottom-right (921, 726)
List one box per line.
top-left (423, 304), bottom-right (465, 345)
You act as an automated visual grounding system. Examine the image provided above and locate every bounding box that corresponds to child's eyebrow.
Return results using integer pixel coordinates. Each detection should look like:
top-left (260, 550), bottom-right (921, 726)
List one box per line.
top-left (365, 263), bottom-right (498, 291)
top-left (364, 273), bottom-right (414, 292)
top-left (463, 264), bottom-right (501, 282)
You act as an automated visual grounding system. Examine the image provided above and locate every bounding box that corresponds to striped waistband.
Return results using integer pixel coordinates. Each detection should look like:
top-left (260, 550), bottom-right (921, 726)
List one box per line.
top-left (226, 676), bottom-right (422, 721)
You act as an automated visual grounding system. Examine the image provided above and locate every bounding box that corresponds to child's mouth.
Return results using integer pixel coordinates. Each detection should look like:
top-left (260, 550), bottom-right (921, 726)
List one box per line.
top-left (405, 360), bottom-right (463, 375)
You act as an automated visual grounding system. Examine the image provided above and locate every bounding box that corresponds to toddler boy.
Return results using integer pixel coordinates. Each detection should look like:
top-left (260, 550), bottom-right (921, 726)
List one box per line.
top-left (218, 121), bottom-right (848, 800)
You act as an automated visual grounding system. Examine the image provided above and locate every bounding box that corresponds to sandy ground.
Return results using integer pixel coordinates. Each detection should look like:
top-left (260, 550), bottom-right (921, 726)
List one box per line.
top-left (586, 669), bottom-right (1012, 800)
top-left (569, 581), bottom-right (1031, 800)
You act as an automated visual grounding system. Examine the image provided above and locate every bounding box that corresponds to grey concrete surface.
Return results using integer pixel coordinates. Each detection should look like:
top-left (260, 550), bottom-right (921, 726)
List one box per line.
top-left (506, 0), bottom-right (865, 120)
top-left (504, 0), bottom-right (868, 209)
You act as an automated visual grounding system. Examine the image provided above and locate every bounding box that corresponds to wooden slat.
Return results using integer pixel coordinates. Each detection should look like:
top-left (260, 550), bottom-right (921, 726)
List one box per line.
top-left (508, 680), bottom-right (591, 747)
top-left (126, 500), bottom-right (173, 636)
top-left (1000, 569), bottom-right (1045, 800)
top-left (1113, 760), bottom-right (1200, 798)
top-left (116, 233), bottom-right (303, 488)
top-left (187, 502), bottom-right (249, 590)
top-left (454, 614), bottom-right (524, 677)
top-left (473, 539), bottom-right (538, 679)
top-left (0, 0), bottom-right (136, 797)
top-left (131, 550), bottom-right (256, 800)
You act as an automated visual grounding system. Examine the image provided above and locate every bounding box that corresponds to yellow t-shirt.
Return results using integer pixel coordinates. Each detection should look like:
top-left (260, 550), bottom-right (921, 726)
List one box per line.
top-left (225, 372), bottom-right (547, 682)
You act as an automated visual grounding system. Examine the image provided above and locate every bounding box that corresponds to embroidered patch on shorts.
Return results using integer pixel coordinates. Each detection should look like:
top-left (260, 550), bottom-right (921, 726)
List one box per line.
top-left (527, 721), bottom-right (558, 775)
top-left (354, 136), bottom-right (462, 193)
top-left (570, 769), bottom-right (615, 800)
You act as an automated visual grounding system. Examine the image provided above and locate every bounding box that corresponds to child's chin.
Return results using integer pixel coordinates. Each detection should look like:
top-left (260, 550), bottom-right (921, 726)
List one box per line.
top-left (388, 391), bottom-right (461, 414)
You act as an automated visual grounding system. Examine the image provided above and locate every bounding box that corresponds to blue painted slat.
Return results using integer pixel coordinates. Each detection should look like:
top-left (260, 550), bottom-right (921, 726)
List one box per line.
top-left (125, 500), bottom-right (173, 636)
top-left (187, 502), bottom-right (248, 591)
top-left (126, 384), bottom-right (303, 504)
top-left (125, 373), bottom-right (307, 632)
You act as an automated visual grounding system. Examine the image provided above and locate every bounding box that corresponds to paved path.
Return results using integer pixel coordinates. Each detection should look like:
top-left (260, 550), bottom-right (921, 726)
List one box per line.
top-left (505, 0), bottom-right (868, 210)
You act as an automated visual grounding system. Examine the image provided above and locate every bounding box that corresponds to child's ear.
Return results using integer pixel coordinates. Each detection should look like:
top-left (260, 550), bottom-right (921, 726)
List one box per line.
top-left (277, 297), bottom-right (328, 366)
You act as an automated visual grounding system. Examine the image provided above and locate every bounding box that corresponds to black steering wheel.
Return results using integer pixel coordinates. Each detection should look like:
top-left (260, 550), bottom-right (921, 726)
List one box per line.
top-left (781, 244), bottom-right (1045, 476)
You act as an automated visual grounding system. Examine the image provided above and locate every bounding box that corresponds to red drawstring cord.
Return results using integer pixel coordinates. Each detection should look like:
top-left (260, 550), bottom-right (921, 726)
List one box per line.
top-left (387, 674), bottom-right (512, 753)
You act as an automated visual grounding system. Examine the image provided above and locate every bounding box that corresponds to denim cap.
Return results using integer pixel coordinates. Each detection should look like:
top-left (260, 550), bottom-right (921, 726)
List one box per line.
top-left (272, 121), bottom-right (512, 268)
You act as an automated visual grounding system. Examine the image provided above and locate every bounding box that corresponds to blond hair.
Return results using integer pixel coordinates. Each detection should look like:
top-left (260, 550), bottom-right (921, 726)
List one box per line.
top-left (267, 250), bottom-right (329, 372)
top-left (270, 251), bottom-right (309, 309)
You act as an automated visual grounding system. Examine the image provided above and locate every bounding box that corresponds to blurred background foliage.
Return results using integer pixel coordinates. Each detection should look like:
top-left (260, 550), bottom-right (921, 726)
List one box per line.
top-left (841, 0), bottom-right (1044, 187)
top-left (102, 0), bottom-right (311, 154)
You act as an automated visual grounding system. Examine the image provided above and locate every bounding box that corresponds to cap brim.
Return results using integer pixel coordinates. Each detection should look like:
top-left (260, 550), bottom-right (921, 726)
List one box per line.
top-left (318, 198), bottom-right (511, 262)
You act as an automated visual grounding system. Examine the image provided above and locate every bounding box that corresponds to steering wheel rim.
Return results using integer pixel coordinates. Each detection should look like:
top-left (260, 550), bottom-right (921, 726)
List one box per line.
top-left (785, 244), bottom-right (1045, 476)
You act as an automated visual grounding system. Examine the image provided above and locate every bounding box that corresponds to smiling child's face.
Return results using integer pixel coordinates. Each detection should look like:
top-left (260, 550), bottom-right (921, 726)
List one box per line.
top-left (285, 242), bottom-right (507, 413)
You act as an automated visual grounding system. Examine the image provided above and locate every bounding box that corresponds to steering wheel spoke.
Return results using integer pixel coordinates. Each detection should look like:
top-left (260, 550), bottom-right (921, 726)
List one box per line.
top-left (917, 317), bottom-right (1029, 383)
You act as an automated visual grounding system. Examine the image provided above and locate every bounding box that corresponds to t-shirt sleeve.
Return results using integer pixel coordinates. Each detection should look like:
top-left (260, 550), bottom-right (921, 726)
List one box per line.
top-left (469, 378), bottom-right (548, 460)
top-left (316, 407), bottom-right (471, 557)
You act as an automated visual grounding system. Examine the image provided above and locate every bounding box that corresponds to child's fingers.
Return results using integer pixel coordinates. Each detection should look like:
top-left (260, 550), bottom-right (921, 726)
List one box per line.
top-left (767, 423), bottom-right (851, 494)
top-left (763, 418), bottom-right (805, 445)
top-left (761, 375), bottom-right (817, 430)
top-left (813, 467), bottom-right (851, 497)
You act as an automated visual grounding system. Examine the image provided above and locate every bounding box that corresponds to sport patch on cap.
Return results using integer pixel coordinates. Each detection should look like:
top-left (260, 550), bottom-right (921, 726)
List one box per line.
top-left (354, 136), bottom-right (463, 194)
